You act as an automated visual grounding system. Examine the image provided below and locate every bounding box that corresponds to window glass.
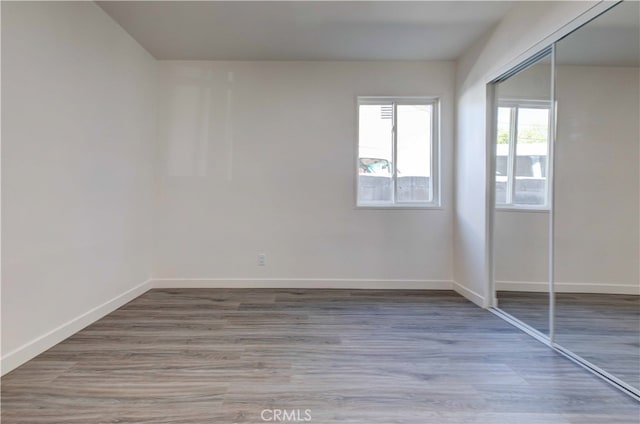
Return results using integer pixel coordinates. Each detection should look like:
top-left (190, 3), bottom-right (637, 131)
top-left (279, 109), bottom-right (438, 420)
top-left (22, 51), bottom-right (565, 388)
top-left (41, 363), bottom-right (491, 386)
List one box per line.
top-left (495, 107), bottom-right (512, 205)
top-left (358, 104), bottom-right (394, 204)
top-left (357, 98), bottom-right (438, 207)
top-left (397, 104), bottom-right (432, 203)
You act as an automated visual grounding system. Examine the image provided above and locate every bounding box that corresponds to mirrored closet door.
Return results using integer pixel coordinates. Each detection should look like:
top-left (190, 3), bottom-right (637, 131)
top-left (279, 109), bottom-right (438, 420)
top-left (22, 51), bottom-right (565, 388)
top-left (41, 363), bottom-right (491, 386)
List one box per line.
top-left (491, 0), bottom-right (639, 398)
top-left (492, 53), bottom-right (553, 336)
top-left (553, 0), bottom-right (640, 393)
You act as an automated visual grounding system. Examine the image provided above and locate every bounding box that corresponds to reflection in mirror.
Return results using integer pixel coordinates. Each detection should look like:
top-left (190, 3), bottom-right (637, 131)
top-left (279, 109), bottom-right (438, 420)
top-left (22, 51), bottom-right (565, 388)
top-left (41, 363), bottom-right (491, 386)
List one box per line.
top-left (554, 1), bottom-right (640, 391)
top-left (493, 54), bottom-right (552, 335)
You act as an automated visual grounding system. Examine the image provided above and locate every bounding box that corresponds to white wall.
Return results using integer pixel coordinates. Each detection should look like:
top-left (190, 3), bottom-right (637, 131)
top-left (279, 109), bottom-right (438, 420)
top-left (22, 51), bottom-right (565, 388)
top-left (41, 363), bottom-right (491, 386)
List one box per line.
top-left (154, 61), bottom-right (454, 286)
top-left (1, 2), bottom-right (157, 372)
top-left (453, 1), bottom-right (600, 306)
top-left (554, 65), bottom-right (639, 293)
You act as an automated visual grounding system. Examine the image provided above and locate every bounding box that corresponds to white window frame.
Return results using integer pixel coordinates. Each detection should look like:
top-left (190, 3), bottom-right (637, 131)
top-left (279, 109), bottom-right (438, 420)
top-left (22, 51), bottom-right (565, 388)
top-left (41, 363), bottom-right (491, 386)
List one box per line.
top-left (356, 96), bottom-right (440, 209)
top-left (496, 99), bottom-right (552, 211)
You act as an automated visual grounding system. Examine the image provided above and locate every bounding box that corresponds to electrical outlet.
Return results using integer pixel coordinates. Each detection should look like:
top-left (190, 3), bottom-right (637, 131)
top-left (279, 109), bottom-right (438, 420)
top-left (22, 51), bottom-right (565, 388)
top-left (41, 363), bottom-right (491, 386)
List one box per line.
top-left (257, 253), bottom-right (266, 266)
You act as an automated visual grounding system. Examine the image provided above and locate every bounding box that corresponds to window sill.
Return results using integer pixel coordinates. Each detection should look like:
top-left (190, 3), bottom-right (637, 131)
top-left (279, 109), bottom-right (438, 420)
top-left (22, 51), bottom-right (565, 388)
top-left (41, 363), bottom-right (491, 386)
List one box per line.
top-left (496, 206), bottom-right (550, 213)
top-left (355, 203), bottom-right (443, 210)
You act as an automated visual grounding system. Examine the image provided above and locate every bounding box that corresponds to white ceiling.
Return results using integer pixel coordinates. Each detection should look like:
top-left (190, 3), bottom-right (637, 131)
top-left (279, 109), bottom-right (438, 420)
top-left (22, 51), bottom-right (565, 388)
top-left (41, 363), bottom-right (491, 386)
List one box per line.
top-left (97, 1), bottom-right (516, 61)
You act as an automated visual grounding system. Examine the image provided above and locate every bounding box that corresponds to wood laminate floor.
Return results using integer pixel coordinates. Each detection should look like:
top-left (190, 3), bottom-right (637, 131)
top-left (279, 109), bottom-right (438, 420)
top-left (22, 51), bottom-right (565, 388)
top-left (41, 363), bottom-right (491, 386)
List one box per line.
top-left (2, 289), bottom-right (639, 423)
top-left (497, 291), bottom-right (640, 389)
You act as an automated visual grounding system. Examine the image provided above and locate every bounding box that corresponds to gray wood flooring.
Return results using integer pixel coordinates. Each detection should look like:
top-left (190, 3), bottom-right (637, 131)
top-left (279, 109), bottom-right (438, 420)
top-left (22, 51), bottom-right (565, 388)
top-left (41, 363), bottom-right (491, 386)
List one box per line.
top-left (2, 289), bottom-right (639, 423)
top-left (498, 291), bottom-right (640, 389)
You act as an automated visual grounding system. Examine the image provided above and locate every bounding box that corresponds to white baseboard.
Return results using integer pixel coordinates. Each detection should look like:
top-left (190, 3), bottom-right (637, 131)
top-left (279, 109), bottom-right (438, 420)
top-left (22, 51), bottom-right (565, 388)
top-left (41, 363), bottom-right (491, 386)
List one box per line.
top-left (151, 278), bottom-right (453, 290)
top-left (1, 279), bottom-right (153, 376)
top-left (451, 280), bottom-right (486, 307)
top-left (496, 280), bottom-right (640, 295)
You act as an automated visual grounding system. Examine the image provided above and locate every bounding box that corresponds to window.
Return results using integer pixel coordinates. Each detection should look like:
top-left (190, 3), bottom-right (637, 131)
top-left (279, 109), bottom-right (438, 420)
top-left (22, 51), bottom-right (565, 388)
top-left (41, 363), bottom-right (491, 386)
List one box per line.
top-left (357, 97), bottom-right (439, 207)
top-left (495, 101), bottom-right (551, 208)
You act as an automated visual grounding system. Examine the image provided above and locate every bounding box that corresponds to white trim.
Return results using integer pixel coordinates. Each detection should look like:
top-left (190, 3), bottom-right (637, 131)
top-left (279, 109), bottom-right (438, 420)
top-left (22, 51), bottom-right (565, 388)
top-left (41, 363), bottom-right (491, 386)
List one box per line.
top-left (1, 279), bottom-right (153, 376)
top-left (451, 280), bottom-right (486, 308)
top-left (495, 207), bottom-right (549, 213)
top-left (498, 99), bottom-right (552, 109)
top-left (358, 96), bottom-right (439, 104)
top-left (353, 205), bottom-right (444, 210)
top-left (151, 278), bottom-right (453, 291)
top-left (548, 44), bottom-right (557, 342)
top-left (496, 280), bottom-right (640, 295)
top-left (485, 81), bottom-right (498, 308)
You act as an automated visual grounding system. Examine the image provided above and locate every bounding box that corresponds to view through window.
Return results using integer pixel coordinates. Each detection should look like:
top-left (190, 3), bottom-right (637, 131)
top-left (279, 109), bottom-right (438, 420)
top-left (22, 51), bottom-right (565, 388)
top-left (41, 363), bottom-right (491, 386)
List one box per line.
top-left (357, 98), bottom-right (438, 206)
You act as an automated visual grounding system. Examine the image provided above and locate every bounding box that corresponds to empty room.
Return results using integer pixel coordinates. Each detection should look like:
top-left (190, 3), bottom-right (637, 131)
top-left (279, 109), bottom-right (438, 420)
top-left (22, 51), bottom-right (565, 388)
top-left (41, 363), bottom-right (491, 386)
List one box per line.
top-left (1, 1), bottom-right (639, 422)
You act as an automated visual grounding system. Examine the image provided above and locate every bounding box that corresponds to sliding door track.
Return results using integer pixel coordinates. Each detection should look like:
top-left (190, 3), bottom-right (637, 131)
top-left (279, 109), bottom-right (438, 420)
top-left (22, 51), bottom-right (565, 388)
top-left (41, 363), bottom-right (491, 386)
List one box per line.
top-left (490, 307), bottom-right (640, 402)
